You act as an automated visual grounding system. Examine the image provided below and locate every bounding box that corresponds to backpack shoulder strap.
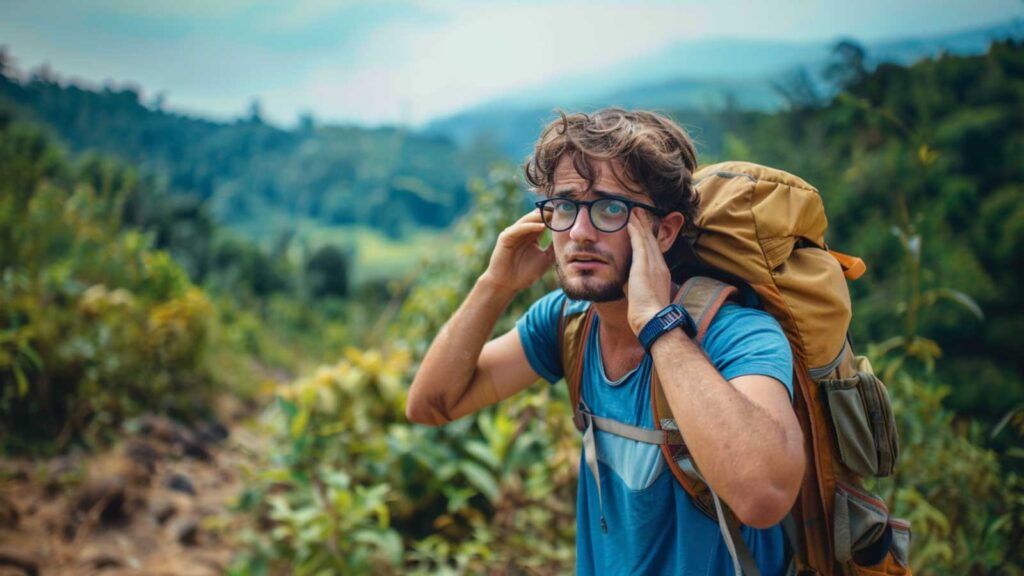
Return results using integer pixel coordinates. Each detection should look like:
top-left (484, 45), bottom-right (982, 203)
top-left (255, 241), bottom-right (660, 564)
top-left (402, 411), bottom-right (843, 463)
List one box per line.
top-left (653, 276), bottom-right (768, 575)
top-left (651, 276), bottom-right (739, 516)
top-left (558, 297), bottom-right (594, 410)
top-left (676, 275), bottom-right (741, 343)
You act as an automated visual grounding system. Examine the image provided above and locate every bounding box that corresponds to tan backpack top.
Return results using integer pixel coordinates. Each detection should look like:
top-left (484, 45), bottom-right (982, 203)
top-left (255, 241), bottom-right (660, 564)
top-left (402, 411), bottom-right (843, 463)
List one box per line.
top-left (560, 162), bottom-right (910, 576)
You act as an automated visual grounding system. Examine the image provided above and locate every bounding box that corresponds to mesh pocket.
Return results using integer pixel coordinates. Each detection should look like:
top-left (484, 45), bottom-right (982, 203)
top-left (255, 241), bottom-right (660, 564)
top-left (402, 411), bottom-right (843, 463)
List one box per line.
top-left (819, 357), bottom-right (899, 477)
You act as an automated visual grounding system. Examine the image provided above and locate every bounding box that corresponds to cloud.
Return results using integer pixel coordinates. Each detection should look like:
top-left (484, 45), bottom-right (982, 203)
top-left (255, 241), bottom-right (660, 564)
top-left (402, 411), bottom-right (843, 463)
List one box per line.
top-left (2, 0), bottom-right (1021, 125)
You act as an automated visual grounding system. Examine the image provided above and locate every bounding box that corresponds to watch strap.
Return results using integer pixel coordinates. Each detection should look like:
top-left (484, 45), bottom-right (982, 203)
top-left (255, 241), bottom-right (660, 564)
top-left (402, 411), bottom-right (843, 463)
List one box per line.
top-left (638, 304), bottom-right (696, 352)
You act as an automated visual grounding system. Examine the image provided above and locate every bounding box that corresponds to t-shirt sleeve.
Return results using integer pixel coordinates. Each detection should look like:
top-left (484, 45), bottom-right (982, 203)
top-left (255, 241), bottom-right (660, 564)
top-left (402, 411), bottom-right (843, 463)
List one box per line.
top-left (515, 289), bottom-right (568, 384)
top-left (702, 305), bottom-right (794, 400)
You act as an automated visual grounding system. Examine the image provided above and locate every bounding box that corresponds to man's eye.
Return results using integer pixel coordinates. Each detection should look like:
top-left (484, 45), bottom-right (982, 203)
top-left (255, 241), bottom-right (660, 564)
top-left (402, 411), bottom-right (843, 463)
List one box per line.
top-left (601, 202), bottom-right (626, 216)
top-left (554, 201), bottom-right (575, 213)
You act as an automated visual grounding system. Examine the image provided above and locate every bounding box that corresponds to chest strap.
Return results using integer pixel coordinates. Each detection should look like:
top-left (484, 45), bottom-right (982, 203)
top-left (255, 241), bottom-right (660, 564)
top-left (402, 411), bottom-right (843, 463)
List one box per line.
top-left (573, 406), bottom-right (686, 446)
top-left (574, 403), bottom-right (689, 534)
top-left (574, 403), bottom-right (762, 576)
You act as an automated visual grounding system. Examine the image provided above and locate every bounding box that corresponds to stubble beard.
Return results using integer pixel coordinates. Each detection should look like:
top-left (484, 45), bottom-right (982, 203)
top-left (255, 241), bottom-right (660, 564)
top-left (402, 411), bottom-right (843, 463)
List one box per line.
top-left (555, 253), bottom-right (631, 303)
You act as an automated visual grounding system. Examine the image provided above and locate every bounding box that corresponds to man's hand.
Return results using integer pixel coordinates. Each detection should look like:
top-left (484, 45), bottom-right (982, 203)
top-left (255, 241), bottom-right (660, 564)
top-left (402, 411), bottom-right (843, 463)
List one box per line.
top-left (624, 209), bottom-right (672, 335)
top-left (480, 210), bottom-right (554, 295)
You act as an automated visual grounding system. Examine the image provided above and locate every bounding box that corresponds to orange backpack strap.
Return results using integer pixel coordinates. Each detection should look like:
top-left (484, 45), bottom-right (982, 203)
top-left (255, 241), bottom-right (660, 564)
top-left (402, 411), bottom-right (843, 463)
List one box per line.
top-left (676, 276), bottom-right (741, 343)
top-left (650, 276), bottom-right (739, 517)
top-left (558, 298), bottom-right (594, 412)
top-left (653, 277), bottom-right (767, 575)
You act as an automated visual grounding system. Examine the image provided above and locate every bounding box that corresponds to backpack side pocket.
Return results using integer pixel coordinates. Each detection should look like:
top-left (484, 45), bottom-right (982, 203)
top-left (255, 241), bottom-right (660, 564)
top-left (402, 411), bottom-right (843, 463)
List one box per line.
top-left (818, 357), bottom-right (899, 477)
top-left (834, 482), bottom-right (912, 575)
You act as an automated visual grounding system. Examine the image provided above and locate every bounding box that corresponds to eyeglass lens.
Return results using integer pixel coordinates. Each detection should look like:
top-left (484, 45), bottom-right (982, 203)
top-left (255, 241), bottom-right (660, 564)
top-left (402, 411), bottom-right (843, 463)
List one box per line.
top-left (543, 198), bottom-right (630, 232)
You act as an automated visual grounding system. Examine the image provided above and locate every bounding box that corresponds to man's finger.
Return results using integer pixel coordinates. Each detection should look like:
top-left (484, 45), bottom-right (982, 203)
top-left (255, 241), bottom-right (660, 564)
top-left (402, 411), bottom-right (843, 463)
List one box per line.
top-left (515, 209), bottom-right (543, 222)
top-left (629, 210), bottom-right (660, 262)
top-left (633, 209), bottom-right (662, 264)
top-left (509, 209), bottom-right (547, 231)
top-left (627, 209), bottom-right (648, 257)
top-left (502, 221), bottom-right (548, 241)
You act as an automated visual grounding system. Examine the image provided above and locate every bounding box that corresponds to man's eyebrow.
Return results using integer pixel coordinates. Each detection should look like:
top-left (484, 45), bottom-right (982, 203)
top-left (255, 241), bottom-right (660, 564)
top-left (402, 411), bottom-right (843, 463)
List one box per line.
top-left (594, 189), bottom-right (649, 204)
top-left (551, 187), bottom-right (635, 201)
top-left (592, 188), bottom-right (631, 200)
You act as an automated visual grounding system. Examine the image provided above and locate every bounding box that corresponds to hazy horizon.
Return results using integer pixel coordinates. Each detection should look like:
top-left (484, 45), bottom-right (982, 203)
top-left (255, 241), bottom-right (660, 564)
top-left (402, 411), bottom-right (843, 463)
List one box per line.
top-left (2, 0), bottom-right (1020, 127)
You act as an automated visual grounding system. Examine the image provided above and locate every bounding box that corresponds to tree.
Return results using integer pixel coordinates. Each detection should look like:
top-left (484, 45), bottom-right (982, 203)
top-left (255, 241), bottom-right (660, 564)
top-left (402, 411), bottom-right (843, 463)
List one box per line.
top-left (825, 39), bottom-right (868, 92)
top-left (248, 98), bottom-right (264, 124)
top-left (773, 67), bottom-right (822, 111)
top-left (305, 244), bottom-right (350, 299)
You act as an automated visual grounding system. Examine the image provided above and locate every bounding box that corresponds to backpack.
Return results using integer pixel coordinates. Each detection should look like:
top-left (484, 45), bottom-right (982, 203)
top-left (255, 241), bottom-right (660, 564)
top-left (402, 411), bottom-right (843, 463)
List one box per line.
top-left (558, 161), bottom-right (911, 576)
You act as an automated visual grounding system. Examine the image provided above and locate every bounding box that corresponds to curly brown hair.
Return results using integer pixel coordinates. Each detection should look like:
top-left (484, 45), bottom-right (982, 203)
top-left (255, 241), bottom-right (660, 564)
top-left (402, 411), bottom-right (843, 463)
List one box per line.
top-left (523, 108), bottom-right (701, 274)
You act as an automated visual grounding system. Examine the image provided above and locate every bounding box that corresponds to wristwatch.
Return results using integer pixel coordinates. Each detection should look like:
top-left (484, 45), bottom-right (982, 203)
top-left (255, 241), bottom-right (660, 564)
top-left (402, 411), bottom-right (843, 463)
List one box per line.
top-left (638, 304), bottom-right (697, 353)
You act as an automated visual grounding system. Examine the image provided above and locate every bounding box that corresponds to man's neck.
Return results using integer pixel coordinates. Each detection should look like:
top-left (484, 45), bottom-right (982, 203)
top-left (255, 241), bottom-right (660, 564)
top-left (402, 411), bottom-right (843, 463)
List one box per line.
top-left (591, 282), bottom-right (681, 347)
top-left (592, 299), bottom-right (644, 364)
top-left (592, 298), bottom-right (633, 337)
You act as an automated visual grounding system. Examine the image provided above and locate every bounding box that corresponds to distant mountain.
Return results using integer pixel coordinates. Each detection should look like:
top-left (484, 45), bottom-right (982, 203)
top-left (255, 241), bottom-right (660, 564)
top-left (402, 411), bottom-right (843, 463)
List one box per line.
top-left (869, 19), bottom-right (1024, 64)
top-left (424, 19), bottom-right (1024, 157)
top-left (0, 64), bottom-right (503, 241)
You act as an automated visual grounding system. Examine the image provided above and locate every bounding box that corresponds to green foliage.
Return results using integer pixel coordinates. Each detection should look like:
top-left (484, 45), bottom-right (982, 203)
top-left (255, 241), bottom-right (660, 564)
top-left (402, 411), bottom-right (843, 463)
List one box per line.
top-left (207, 231), bottom-right (292, 298)
top-left (873, 362), bottom-right (1024, 575)
top-left (0, 118), bottom-right (214, 452)
top-left (305, 244), bottom-right (350, 300)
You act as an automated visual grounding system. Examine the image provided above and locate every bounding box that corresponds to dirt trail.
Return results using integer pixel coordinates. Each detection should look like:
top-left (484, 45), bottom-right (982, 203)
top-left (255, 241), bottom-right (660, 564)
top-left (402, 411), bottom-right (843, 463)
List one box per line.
top-left (0, 394), bottom-right (267, 576)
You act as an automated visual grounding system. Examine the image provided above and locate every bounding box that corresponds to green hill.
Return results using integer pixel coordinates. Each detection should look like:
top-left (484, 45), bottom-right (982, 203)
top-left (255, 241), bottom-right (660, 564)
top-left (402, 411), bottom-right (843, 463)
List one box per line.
top-left (0, 54), bottom-right (503, 245)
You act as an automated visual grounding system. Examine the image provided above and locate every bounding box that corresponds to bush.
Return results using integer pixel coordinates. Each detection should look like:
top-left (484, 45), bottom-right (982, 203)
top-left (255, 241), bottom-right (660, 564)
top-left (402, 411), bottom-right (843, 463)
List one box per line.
top-left (230, 171), bottom-right (578, 575)
top-left (0, 120), bottom-right (213, 452)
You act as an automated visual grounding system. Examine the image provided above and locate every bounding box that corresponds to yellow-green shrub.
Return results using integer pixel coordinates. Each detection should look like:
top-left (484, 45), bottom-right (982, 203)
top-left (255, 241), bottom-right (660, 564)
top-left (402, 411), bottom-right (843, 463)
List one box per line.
top-left (0, 120), bottom-right (213, 452)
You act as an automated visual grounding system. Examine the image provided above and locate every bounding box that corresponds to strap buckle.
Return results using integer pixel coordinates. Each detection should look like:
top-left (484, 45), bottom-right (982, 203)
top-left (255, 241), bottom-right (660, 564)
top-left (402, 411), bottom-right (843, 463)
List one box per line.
top-left (573, 403), bottom-right (591, 433)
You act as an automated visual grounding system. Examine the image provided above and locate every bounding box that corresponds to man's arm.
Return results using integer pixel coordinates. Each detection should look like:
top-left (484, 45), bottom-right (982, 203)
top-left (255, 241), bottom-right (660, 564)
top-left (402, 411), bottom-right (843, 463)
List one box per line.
top-left (406, 211), bottom-right (554, 426)
top-left (624, 209), bottom-right (804, 528)
top-left (405, 280), bottom-right (542, 425)
top-left (649, 332), bottom-right (804, 528)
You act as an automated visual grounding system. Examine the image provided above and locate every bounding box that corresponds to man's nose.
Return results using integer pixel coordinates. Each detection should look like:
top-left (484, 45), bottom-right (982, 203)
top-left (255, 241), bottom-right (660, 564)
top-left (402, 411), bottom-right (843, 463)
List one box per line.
top-left (568, 205), bottom-right (599, 243)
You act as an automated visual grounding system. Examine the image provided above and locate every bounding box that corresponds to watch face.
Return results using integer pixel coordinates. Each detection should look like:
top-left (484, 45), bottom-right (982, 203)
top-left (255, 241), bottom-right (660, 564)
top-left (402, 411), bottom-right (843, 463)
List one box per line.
top-left (642, 304), bottom-right (693, 351)
top-left (658, 306), bottom-right (683, 326)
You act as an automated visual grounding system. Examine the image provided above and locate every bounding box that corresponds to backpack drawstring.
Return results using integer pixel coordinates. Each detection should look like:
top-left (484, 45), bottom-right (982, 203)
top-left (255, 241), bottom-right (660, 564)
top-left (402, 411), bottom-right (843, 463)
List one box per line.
top-left (578, 405), bottom-right (609, 533)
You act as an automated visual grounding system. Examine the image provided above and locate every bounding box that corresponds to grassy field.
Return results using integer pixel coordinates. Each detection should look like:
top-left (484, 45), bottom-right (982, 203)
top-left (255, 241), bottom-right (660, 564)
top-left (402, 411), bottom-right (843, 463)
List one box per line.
top-left (310, 225), bottom-right (452, 286)
top-left (234, 217), bottom-right (453, 286)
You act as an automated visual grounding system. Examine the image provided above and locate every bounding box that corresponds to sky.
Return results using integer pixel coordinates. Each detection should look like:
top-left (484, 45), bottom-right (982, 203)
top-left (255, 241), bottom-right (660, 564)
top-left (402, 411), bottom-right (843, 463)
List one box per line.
top-left (1, 0), bottom-right (1021, 126)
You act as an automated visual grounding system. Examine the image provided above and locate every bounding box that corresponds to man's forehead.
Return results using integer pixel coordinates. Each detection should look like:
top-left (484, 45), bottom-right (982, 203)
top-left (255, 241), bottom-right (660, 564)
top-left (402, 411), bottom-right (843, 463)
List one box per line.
top-left (552, 156), bottom-right (643, 198)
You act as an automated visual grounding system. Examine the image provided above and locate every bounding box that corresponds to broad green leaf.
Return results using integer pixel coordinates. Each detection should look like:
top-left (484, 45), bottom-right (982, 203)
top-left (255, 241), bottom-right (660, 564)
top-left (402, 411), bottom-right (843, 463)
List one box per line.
top-left (464, 440), bottom-right (500, 470)
top-left (458, 460), bottom-right (500, 503)
top-left (923, 287), bottom-right (984, 321)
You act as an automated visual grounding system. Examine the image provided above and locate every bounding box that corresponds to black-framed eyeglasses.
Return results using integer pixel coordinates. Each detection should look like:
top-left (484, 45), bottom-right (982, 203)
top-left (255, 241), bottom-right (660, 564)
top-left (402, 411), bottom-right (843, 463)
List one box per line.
top-left (534, 197), bottom-right (664, 233)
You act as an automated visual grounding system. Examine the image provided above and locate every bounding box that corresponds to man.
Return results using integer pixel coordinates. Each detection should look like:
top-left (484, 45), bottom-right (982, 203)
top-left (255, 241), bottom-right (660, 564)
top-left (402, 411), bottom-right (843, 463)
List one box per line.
top-left (406, 109), bottom-right (805, 575)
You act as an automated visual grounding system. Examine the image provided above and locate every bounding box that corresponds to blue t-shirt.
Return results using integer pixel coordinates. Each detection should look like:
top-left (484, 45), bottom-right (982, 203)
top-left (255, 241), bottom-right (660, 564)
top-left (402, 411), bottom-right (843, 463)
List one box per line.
top-left (516, 289), bottom-right (794, 576)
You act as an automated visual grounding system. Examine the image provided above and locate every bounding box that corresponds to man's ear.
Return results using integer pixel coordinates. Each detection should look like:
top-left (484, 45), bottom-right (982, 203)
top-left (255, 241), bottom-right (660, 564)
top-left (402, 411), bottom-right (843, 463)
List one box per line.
top-left (657, 212), bottom-right (685, 253)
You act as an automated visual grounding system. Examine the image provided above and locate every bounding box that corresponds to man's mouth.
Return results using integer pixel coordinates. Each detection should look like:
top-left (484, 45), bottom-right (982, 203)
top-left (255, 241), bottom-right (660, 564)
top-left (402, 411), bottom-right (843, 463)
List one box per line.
top-left (567, 252), bottom-right (609, 269)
